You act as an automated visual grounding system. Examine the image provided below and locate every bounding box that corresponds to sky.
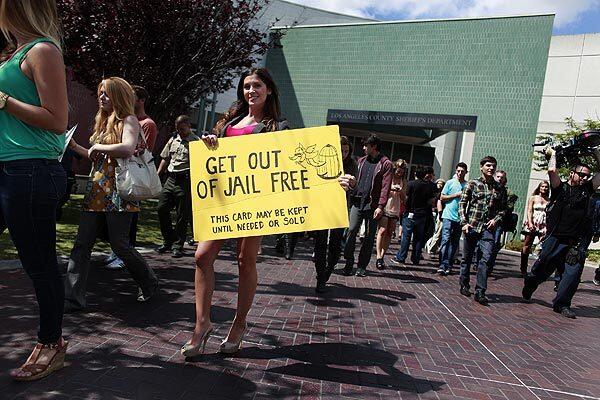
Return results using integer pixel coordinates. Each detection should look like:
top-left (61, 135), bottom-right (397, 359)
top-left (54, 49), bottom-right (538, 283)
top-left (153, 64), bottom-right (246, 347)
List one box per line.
top-left (289, 0), bottom-right (600, 35)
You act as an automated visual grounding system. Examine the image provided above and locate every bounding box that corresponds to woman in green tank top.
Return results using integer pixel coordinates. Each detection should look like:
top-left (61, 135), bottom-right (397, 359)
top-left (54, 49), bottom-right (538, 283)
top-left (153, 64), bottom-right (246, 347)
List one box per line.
top-left (0, 0), bottom-right (69, 382)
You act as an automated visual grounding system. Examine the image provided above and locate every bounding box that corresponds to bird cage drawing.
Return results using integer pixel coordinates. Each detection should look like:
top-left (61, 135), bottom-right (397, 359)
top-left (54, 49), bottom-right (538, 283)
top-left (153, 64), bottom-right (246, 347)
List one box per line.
top-left (317, 144), bottom-right (342, 179)
top-left (289, 143), bottom-right (343, 180)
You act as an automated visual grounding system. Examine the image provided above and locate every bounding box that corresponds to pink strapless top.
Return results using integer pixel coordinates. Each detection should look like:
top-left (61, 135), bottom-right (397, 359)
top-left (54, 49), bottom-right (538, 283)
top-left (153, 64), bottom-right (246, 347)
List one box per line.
top-left (225, 124), bottom-right (257, 137)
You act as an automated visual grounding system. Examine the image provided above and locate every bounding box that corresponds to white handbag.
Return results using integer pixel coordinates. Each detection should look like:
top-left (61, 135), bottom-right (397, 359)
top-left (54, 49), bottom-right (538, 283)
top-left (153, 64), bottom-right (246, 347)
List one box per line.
top-left (115, 132), bottom-right (162, 201)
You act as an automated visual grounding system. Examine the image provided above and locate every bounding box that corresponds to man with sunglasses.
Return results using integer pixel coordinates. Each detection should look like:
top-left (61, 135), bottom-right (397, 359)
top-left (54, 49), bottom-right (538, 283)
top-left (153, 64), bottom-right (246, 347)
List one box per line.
top-left (522, 147), bottom-right (599, 318)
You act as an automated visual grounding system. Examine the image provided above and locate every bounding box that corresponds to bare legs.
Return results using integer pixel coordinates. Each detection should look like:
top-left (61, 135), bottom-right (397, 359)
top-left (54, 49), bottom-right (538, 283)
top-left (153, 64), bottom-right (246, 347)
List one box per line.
top-left (376, 217), bottom-right (397, 260)
top-left (521, 233), bottom-right (536, 275)
top-left (190, 239), bottom-right (223, 346)
top-left (190, 236), bottom-right (261, 347)
top-left (226, 236), bottom-right (261, 342)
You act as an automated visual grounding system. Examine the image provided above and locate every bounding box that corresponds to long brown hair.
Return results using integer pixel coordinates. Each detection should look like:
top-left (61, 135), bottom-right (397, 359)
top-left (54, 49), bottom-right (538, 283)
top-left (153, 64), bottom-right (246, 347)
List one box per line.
top-left (213, 68), bottom-right (282, 133)
top-left (0, 0), bottom-right (61, 59)
top-left (89, 77), bottom-right (136, 145)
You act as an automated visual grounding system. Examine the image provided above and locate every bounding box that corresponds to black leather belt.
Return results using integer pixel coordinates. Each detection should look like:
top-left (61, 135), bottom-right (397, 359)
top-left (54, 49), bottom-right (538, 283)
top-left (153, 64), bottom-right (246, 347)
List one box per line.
top-left (169, 170), bottom-right (190, 178)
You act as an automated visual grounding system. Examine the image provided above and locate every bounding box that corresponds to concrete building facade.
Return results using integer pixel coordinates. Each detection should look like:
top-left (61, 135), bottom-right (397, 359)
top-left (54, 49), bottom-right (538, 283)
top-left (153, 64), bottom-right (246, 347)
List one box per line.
top-left (265, 14), bottom-right (555, 219)
top-left (528, 33), bottom-right (600, 196)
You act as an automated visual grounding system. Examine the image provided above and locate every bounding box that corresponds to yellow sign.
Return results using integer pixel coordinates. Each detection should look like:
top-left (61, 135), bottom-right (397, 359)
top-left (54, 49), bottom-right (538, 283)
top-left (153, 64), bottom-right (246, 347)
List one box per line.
top-left (189, 125), bottom-right (349, 241)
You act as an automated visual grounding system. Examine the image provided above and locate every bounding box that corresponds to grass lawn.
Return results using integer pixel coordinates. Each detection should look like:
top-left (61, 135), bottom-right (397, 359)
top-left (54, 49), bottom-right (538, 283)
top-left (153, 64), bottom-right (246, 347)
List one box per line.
top-left (505, 239), bottom-right (600, 265)
top-left (0, 195), bottom-right (165, 260)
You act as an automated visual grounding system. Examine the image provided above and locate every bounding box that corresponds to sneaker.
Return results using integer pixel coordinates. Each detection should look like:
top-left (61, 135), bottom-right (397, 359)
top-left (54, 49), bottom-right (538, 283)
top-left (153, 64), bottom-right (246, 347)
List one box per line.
top-left (474, 291), bottom-right (489, 306)
top-left (460, 286), bottom-right (472, 297)
top-left (436, 267), bottom-right (445, 275)
top-left (155, 244), bottom-right (172, 254)
top-left (594, 275), bottom-right (600, 286)
top-left (105, 252), bottom-right (118, 265)
top-left (137, 283), bottom-right (158, 302)
top-left (554, 306), bottom-right (576, 319)
top-left (389, 257), bottom-right (404, 266)
top-left (172, 248), bottom-right (185, 258)
top-left (355, 268), bottom-right (367, 277)
top-left (187, 239), bottom-right (197, 246)
top-left (553, 281), bottom-right (559, 292)
top-left (443, 269), bottom-right (451, 276)
top-left (105, 257), bottom-right (125, 270)
top-left (376, 259), bottom-right (385, 270)
top-left (315, 280), bottom-right (327, 293)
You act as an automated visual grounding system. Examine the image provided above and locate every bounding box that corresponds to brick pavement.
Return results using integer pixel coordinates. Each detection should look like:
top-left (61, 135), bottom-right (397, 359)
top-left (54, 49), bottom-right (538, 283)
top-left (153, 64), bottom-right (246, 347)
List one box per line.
top-left (1, 237), bottom-right (600, 400)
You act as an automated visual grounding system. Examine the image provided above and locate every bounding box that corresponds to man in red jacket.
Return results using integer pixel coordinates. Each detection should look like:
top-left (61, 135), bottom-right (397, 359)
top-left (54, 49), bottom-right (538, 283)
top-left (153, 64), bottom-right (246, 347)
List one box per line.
top-left (341, 134), bottom-right (393, 277)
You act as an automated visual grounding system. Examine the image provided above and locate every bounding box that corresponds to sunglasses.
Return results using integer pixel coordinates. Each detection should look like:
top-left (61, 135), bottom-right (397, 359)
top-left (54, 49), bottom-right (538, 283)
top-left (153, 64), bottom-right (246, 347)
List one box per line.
top-left (574, 170), bottom-right (592, 179)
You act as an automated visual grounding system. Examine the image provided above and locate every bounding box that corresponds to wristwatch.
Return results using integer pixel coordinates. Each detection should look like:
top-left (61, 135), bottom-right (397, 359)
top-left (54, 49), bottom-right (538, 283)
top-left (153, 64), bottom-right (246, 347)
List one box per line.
top-left (0, 91), bottom-right (9, 110)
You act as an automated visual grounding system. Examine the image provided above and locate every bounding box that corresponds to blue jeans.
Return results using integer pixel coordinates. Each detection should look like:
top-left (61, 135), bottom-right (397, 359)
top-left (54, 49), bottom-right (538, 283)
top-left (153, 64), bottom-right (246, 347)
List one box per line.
top-left (524, 235), bottom-right (584, 309)
top-left (488, 225), bottom-right (504, 270)
top-left (396, 214), bottom-right (426, 264)
top-left (0, 159), bottom-right (66, 343)
top-left (459, 229), bottom-right (495, 292)
top-left (438, 219), bottom-right (461, 271)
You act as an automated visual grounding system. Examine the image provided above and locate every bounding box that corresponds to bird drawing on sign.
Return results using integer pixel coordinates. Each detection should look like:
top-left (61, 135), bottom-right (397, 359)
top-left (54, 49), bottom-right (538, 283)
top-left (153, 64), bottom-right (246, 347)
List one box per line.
top-left (289, 143), bottom-right (342, 180)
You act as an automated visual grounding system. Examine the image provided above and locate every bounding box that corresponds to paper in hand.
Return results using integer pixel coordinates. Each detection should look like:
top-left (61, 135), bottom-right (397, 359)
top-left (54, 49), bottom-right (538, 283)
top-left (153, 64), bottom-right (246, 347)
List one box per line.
top-left (59, 124), bottom-right (78, 161)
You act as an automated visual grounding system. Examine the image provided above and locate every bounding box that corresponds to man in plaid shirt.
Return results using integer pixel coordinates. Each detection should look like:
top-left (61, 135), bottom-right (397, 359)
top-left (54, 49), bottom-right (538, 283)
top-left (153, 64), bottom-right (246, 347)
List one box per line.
top-left (458, 156), bottom-right (508, 305)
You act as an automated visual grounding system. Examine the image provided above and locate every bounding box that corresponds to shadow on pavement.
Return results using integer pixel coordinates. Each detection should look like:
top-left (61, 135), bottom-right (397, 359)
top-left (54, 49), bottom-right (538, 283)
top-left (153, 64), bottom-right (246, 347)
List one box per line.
top-left (221, 342), bottom-right (445, 394)
top-left (1, 343), bottom-right (256, 400)
top-left (489, 293), bottom-right (552, 308)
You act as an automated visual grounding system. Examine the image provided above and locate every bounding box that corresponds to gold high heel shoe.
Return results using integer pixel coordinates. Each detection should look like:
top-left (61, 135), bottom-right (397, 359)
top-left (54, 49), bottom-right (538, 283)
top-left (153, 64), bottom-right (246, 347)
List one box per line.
top-left (219, 324), bottom-right (247, 354)
top-left (181, 328), bottom-right (213, 357)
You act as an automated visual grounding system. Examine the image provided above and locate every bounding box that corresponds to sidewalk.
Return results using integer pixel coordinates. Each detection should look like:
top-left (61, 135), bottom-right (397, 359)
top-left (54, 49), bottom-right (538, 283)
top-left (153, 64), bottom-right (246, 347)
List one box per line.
top-left (1, 238), bottom-right (599, 399)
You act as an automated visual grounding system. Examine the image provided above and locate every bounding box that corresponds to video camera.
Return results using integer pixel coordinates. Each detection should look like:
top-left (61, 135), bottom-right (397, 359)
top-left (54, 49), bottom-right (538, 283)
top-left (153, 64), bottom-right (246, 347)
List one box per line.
top-left (533, 129), bottom-right (600, 167)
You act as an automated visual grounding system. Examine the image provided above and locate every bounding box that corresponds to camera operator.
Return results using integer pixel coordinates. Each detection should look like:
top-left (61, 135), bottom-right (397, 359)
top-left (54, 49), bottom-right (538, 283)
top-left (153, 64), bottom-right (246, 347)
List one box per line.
top-left (522, 146), bottom-right (600, 318)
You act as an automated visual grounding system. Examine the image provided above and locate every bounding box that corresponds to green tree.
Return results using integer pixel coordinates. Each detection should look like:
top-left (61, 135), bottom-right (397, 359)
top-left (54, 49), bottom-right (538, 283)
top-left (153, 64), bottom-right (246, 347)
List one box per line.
top-left (534, 117), bottom-right (600, 177)
top-left (57, 0), bottom-right (271, 128)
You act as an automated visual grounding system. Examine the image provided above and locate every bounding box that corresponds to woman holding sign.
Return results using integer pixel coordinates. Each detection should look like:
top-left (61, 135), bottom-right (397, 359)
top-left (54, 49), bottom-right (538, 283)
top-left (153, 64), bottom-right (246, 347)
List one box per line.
top-left (0, 0), bottom-right (69, 381)
top-left (182, 68), bottom-right (288, 356)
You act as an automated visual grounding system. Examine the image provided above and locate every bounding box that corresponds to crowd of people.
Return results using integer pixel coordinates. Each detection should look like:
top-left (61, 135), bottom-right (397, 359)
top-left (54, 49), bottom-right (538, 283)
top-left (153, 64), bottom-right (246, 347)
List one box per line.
top-left (2, 0), bottom-right (600, 384)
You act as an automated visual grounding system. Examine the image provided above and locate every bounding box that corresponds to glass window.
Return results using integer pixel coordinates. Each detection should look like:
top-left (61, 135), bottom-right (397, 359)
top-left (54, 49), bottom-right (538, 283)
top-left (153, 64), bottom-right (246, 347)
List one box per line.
top-left (412, 146), bottom-right (435, 166)
top-left (379, 140), bottom-right (393, 160)
top-left (351, 136), bottom-right (364, 158)
top-left (392, 143), bottom-right (412, 163)
top-left (409, 165), bottom-right (419, 180)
